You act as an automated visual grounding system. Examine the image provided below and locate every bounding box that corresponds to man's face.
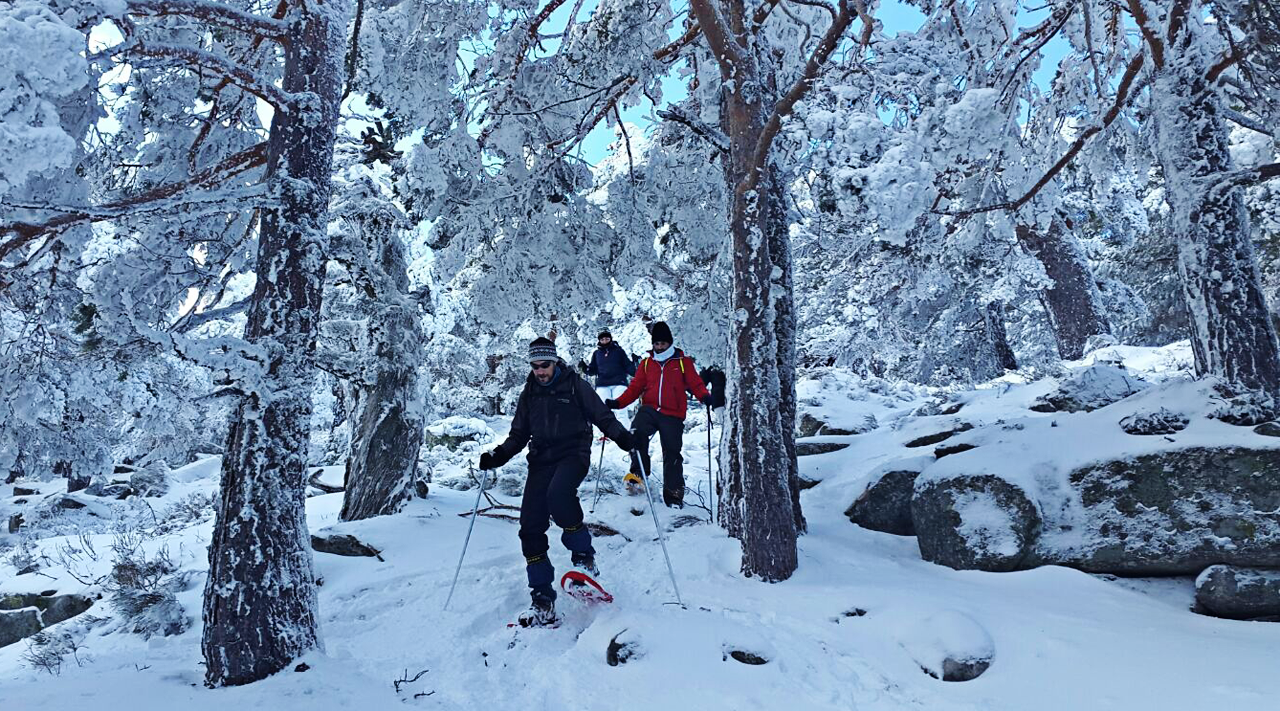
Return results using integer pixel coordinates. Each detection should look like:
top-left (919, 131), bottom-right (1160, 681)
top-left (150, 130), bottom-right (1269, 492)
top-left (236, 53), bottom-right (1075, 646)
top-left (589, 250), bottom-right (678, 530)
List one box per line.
top-left (532, 360), bottom-right (555, 384)
top-left (598, 336), bottom-right (612, 348)
top-left (652, 340), bottom-right (671, 353)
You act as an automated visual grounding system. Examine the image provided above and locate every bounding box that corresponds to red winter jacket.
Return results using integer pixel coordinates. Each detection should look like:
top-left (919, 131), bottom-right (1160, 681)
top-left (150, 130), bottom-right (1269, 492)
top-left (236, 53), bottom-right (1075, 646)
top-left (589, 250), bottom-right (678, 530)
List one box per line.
top-left (613, 348), bottom-right (710, 420)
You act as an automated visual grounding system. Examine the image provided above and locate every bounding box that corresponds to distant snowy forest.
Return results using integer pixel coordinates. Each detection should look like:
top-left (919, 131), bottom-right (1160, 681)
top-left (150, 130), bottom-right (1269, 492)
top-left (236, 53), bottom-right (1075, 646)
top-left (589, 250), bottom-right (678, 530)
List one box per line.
top-left (3, 0), bottom-right (1280, 699)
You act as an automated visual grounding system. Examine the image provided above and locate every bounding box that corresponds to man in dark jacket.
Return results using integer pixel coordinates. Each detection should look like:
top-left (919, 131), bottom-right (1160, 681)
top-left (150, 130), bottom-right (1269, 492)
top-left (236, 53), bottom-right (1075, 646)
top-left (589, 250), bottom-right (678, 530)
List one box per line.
top-left (579, 330), bottom-right (636, 426)
top-left (606, 321), bottom-right (711, 508)
top-left (480, 337), bottom-right (634, 627)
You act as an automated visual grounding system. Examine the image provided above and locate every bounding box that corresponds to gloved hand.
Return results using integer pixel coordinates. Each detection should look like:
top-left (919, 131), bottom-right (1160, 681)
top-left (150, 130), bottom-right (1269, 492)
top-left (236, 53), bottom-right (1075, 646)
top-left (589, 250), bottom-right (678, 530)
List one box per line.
top-left (701, 394), bottom-right (714, 407)
top-left (604, 398), bottom-right (620, 409)
top-left (578, 359), bottom-right (589, 372)
top-left (613, 429), bottom-right (635, 452)
top-left (479, 451), bottom-right (498, 470)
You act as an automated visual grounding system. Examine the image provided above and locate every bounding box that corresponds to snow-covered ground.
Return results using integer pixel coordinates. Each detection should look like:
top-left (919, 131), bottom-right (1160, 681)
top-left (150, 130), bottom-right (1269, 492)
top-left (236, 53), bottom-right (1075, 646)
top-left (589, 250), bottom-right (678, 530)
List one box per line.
top-left (4, 342), bottom-right (1279, 710)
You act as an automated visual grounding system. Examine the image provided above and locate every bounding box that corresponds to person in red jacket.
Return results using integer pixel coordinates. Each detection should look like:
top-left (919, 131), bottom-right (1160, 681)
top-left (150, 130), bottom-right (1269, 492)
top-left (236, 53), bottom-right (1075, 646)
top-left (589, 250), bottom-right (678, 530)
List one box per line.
top-left (605, 321), bottom-right (711, 507)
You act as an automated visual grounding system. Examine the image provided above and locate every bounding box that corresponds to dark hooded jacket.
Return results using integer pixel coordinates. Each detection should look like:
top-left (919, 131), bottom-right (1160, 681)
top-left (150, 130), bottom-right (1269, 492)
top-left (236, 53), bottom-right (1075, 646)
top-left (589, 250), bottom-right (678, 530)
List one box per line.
top-left (585, 341), bottom-right (636, 388)
top-left (489, 361), bottom-right (628, 466)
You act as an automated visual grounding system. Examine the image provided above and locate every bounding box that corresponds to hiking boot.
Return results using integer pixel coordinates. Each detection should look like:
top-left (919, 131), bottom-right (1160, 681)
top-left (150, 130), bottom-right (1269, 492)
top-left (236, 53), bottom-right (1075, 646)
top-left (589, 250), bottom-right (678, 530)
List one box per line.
top-left (570, 551), bottom-right (600, 578)
top-left (517, 595), bottom-right (557, 628)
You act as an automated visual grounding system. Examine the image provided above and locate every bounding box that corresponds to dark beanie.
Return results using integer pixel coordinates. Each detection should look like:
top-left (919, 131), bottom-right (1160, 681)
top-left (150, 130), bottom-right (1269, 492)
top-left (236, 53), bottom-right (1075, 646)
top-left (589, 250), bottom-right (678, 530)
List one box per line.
top-left (650, 321), bottom-right (673, 344)
top-left (528, 336), bottom-right (557, 363)
top-left (598, 330), bottom-right (612, 339)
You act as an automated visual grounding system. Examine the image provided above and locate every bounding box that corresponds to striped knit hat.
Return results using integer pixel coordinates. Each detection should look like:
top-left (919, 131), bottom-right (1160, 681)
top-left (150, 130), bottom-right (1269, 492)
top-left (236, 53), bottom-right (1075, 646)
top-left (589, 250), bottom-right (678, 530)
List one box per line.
top-left (528, 337), bottom-right (557, 363)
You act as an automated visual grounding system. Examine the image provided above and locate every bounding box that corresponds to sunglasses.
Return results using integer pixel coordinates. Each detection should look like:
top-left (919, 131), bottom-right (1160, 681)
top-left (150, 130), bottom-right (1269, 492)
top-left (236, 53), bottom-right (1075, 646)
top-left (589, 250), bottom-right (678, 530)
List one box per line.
top-left (531, 361), bottom-right (555, 371)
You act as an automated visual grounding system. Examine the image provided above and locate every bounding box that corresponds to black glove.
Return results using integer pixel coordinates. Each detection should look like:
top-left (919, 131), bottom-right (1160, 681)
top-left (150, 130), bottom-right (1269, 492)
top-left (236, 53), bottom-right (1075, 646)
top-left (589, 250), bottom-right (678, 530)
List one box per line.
top-left (613, 429), bottom-right (635, 452)
top-left (604, 398), bottom-right (620, 409)
top-left (701, 394), bottom-right (714, 407)
top-left (578, 359), bottom-right (589, 372)
top-left (479, 451), bottom-right (498, 470)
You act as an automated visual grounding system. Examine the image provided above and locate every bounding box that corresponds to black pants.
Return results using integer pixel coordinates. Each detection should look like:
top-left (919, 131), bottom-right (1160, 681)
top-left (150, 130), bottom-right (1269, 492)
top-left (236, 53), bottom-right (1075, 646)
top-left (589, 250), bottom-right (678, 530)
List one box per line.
top-left (519, 454), bottom-right (593, 594)
top-left (629, 406), bottom-right (685, 505)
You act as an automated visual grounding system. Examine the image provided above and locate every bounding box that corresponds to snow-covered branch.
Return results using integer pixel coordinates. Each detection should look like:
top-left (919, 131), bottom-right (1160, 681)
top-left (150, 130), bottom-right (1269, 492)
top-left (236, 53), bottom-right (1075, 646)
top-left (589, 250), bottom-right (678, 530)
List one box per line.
top-left (126, 0), bottom-right (290, 40)
top-left (130, 42), bottom-right (298, 110)
top-left (746, 0), bottom-right (856, 193)
top-left (657, 108), bottom-right (729, 152)
top-left (934, 50), bottom-right (1146, 218)
top-left (0, 143), bottom-right (268, 265)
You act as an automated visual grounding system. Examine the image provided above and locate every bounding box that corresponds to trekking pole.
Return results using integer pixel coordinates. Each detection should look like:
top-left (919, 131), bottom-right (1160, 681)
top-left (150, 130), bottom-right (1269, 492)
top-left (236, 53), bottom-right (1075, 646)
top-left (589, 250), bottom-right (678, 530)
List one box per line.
top-left (444, 462), bottom-right (490, 611)
top-left (636, 455), bottom-right (683, 606)
top-left (589, 433), bottom-right (607, 513)
top-left (706, 405), bottom-right (714, 523)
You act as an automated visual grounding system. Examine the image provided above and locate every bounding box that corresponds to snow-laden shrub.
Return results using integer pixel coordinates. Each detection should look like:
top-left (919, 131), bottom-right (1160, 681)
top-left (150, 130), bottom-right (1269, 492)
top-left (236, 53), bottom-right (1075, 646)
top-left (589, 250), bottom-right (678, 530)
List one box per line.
top-left (105, 535), bottom-right (190, 639)
top-left (21, 629), bottom-right (85, 676)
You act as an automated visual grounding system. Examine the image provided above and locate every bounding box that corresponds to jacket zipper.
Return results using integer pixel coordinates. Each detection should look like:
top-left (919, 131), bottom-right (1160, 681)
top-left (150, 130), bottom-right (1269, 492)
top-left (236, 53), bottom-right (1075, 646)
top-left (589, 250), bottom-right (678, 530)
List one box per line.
top-left (656, 359), bottom-right (664, 413)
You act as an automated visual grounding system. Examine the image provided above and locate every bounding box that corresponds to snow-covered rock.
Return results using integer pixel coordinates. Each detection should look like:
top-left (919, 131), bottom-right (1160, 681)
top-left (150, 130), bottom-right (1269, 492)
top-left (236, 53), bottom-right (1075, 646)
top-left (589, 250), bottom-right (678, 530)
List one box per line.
top-left (424, 416), bottom-right (495, 449)
top-left (913, 474), bottom-right (1041, 572)
top-left (1031, 364), bottom-right (1146, 413)
top-left (898, 610), bottom-right (995, 682)
top-left (1196, 565), bottom-right (1280, 621)
top-left (846, 456), bottom-right (934, 536)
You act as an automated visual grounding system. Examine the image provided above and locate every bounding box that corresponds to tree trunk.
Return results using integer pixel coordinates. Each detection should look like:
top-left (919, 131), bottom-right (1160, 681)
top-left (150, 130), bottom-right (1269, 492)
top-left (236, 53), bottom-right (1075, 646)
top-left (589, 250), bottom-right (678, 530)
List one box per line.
top-left (716, 85), bottom-right (800, 582)
top-left (1016, 218), bottom-right (1110, 360)
top-left (1152, 8), bottom-right (1280, 394)
top-left (764, 172), bottom-right (805, 534)
top-left (984, 302), bottom-right (1019, 372)
top-left (340, 211), bottom-right (426, 521)
top-left (202, 1), bottom-right (348, 687)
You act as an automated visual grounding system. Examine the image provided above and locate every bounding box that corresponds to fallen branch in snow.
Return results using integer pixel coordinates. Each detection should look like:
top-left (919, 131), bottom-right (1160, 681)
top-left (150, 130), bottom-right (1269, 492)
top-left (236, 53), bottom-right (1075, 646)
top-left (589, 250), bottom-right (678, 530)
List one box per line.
top-left (392, 668), bottom-right (429, 693)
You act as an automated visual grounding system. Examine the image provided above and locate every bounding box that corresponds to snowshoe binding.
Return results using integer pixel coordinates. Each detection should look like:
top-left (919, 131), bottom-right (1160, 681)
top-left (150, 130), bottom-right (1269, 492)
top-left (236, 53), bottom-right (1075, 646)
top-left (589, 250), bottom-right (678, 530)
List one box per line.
top-left (561, 554), bottom-right (613, 604)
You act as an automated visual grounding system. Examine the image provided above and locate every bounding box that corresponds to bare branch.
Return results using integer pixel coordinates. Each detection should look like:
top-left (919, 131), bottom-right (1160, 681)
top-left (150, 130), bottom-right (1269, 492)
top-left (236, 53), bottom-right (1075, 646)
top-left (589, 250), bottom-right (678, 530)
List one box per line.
top-left (126, 0), bottom-right (289, 39)
top-left (172, 297), bottom-right (252, 333)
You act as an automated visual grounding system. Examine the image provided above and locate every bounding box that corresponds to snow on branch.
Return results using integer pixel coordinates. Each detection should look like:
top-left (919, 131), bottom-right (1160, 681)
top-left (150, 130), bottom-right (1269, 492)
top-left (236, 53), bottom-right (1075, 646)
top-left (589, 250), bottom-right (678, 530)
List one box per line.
top-left (130, 42), bottom-right (298, 110)
top-left (0, 143), bottom-right (268, 265)
top-left (126, 0), bottom-right (290, 40)
top-left (746, 0), bottom-right (857, 193)
top-left (656, 108), bottom-right (729, 152)
top-left (933, 51), bottom-right (1146, 219)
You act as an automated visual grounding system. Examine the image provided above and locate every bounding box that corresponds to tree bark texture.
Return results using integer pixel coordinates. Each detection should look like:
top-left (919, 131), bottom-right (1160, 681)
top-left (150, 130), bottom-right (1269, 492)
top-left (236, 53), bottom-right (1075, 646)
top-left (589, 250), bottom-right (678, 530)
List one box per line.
top-left (714, 63), bottom-right (800, 582)
top-left (1151, 4), bottom-right (1280, 395)
top-left (340, 207), bottom-right (426, 521)
top-left (202, 1), bottom-right (349, 687)
top-left (1016, 218), bottom-right (1110, 360)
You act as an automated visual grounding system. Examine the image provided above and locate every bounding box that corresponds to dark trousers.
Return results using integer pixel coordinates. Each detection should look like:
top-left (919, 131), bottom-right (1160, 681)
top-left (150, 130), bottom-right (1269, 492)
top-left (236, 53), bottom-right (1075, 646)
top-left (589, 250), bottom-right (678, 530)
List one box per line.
top-left (629, 406), bottom-right (686, 505)
top-left (519, 454), bottom-right (593, 597)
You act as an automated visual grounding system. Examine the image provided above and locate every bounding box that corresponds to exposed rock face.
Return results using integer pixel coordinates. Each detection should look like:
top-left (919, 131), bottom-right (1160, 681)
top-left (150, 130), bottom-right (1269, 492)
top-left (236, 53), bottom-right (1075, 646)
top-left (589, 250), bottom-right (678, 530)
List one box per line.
top-left (1195, 565), bottom-right (1280, 621)
top-left (0, 609), bottom-right (41, 648)
top-left (847, 470), bottom-right (921, 536)
top-left (1037, 447), bottom-right (1280, 574)
top-left (0, 593), bottom-right (95, 648)
top-left (915, 446), bottom-right (1280, 575)
top-left (905, 423), bottom-right (973, 449)
top-left (311, 533), bottom-right (382, 558)
top-left (795, 441), bottom-right (850, 457)
top-left (913, 475), bottom-right (1041, 572)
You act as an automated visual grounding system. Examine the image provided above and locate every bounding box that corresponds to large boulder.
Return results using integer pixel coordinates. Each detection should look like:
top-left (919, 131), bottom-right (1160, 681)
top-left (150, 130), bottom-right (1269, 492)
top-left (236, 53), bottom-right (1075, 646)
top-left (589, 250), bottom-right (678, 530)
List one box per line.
top-left (0, 593), bottom-right (94, 647)
top-left (846, 457), bottom-right (933, 536)
top-left (1034, 447), bottom-right (1280, 574)
top-left (917, 446), bottom-right (1280, 575)
top-left (1195, 565), bottom-right (1280, 621)
top-left (913, 474), bottom-right (1040, 572)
